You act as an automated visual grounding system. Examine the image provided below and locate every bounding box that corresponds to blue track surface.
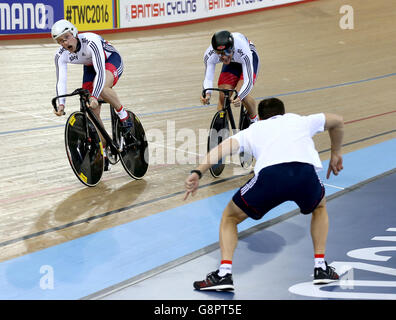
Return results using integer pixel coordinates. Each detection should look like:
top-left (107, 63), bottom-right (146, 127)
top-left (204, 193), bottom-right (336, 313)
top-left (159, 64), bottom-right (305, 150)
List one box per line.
top-left (102, 167), bottom-right (396, 300)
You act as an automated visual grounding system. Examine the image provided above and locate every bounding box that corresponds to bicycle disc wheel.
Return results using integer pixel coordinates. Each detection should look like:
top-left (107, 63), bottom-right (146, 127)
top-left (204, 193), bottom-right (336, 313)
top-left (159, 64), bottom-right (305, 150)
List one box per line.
top-left (207, 110), bottom-right (230, 178)
top-left (64, 111), bottom-right (104, 187)
top-left (239, 109), bottom-right (254, 169)
top-left (116, 111), bottom-right (149, 180)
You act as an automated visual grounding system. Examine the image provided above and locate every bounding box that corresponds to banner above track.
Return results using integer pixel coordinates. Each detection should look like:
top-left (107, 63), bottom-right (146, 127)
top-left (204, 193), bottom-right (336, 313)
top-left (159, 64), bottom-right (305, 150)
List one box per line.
top-left (0, 0), bottom-right (63, 35)
top-left (0, 0), bottom-right (115, 36)
top-left (119, 0), bottom-right (306, 28)
top-left (0, 0), bottom-right (311, 39)
top-left (64, 0), bottom-right (114, 31)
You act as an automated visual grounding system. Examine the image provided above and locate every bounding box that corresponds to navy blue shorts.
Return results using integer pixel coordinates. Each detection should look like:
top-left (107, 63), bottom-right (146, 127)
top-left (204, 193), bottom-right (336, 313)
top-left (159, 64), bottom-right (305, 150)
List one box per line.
top-left (218, 50), bottom-right (259, 88)
top-left (232, 162), bottom-right (325, 220)
top-left (82, 52), bottom-right (123, 94)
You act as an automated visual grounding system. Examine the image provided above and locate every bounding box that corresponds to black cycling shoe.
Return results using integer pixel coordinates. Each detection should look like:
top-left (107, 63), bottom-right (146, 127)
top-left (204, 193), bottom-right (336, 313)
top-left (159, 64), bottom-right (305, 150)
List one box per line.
top-left (120, 112), bottom-right (134, 135)
top-left (104, 156), bottom-right (111, 172)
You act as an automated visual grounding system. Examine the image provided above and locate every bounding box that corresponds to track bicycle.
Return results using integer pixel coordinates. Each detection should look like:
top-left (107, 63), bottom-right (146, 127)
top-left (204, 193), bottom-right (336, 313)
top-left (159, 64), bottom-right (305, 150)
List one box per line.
top-left (51, 88), bottom-right (149, 187)
top-left (204, 88), bottom-right (253, 178)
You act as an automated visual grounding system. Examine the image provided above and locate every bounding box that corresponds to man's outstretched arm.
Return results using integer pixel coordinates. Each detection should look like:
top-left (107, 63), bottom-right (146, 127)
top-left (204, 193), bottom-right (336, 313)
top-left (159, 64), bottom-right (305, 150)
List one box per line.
top-left (324, 113), bottom-right (344, 179)
top-left (184, 138), bottom-right (240, 200)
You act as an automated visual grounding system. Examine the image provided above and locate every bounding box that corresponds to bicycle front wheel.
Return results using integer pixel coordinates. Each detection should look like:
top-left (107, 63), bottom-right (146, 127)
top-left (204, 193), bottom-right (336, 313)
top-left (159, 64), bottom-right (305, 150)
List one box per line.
top-left (115, 111), bottom-right (149, 180)
top-left (64, 111), bottom-right (104, 187)
top-left (207, 110), bottom-right (230, 178)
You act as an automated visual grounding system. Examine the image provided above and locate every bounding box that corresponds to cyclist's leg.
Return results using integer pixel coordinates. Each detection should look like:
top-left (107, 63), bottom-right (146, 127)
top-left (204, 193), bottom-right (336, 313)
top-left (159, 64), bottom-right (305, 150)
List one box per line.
top-left (237, 49), bottom-right (259, 121)
top-left (235, 78), bottom-right (257, 121)
top-left (82, 66), bottom-right (106, 147)
top-left (98, 54), bottom-right (132, 132)
top-left (98, 53), bottom-right (123, 108)
top-left (90, 104), bottom-right (104, 128)
top-left (217, 62), bottom-right (241, 111)
top-left (100, 69), bottom-right (123, 111)
top-left (217, 83), bottom-right (234, 111)
top-left (243, 96), bottom-right (257, 123)
top-left (99, 56), bottom-right (123, 108)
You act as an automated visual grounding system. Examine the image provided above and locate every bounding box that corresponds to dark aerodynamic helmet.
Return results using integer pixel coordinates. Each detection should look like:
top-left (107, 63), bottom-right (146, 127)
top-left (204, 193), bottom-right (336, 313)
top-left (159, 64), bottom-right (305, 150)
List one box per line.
top-left (211, 30), bottom-right (234, 53)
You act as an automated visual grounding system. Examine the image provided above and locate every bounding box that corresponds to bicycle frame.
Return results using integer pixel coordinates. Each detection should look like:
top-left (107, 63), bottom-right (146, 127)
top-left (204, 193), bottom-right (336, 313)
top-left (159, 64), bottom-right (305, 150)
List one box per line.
top-left (52, 88), bottom-right (119, 157)
top-left (202, 88), bottom-right (245, 134)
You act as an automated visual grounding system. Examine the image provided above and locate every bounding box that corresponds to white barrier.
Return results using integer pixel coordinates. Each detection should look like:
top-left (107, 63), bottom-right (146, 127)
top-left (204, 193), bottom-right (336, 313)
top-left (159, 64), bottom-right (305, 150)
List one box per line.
top-left (119, 0), bottom-right (307, 28)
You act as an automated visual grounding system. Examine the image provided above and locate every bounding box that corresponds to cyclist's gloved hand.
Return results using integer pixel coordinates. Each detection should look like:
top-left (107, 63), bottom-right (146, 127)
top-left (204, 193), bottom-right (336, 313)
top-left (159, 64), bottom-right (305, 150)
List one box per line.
top-left (232, 96), bottom-right (242, 108)
top-left (200, 93), bottom-right (211, 105)
top-left (54, 104), bottom-right (65, 116)
top-left (89, 96), bottom-right (99, 109)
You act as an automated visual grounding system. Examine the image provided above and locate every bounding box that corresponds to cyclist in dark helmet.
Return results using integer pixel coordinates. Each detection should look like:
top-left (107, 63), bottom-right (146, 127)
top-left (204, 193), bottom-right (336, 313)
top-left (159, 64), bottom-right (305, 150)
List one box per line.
top-left (211, 30), bottom-right (234, 55)
top-left (201, 30), bottom-right (261, 123)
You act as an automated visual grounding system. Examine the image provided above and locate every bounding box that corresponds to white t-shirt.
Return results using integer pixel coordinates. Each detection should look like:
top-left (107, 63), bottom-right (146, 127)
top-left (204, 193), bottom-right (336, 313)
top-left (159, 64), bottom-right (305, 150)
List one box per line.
top-left (231, 113), bottom-right (326, 175)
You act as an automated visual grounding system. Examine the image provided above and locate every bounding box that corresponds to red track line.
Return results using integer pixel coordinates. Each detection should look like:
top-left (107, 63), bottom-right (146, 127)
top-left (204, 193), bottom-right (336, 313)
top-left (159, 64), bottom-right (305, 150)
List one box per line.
top-left (0, 163), bottom-right (172, 205)
top-left (344, 109), bottom-right (396, 125)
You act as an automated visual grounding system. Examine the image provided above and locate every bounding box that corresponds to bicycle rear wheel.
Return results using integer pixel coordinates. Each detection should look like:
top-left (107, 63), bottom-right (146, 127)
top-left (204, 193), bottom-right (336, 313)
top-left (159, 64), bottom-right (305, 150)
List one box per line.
top-left (239, 109), bottom-right (254, 169)
top-left (64, 111), bottom-right (104, 187)
top-left (207, 110), bottom-right (230, 178)
top-left (115, 111), bottom-right (149, 180)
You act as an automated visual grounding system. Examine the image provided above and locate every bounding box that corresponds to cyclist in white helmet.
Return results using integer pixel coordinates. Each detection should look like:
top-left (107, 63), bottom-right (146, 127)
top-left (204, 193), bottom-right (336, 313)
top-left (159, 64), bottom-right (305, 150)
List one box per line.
top-left (51, 19), bottom-right (133, 171)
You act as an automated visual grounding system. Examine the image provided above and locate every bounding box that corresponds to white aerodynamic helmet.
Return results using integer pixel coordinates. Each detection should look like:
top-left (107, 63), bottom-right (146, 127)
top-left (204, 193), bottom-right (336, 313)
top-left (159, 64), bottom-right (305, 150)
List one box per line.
top-left (51, 19), bottom-right (78, 41)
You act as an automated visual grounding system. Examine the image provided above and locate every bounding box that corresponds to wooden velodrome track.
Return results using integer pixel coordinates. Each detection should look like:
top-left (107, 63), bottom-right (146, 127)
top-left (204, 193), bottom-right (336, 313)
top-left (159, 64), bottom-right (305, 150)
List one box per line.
top-left (0, 0), bottom-right (395, 266)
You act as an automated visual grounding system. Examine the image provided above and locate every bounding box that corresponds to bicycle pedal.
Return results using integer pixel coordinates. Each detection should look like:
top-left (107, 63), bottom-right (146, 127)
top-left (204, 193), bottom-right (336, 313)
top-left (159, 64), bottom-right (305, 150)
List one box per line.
top-left (107, 154), bottom-right (118, 165)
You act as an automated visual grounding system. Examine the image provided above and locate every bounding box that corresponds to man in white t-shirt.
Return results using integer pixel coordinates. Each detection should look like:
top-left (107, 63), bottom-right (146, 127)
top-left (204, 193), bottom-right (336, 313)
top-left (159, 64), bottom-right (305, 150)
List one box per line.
top-left (184, 97), bottom-right (344, 291)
